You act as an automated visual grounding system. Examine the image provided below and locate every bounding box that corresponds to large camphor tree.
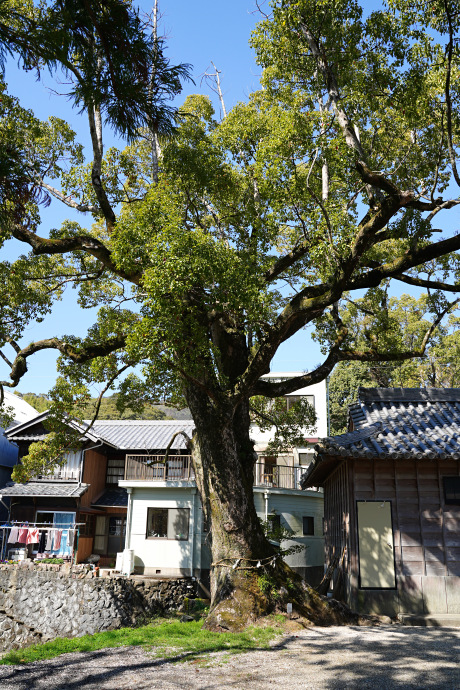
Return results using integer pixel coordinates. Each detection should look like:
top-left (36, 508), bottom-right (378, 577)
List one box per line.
top-left (2, 0), bottom-right (460, 627)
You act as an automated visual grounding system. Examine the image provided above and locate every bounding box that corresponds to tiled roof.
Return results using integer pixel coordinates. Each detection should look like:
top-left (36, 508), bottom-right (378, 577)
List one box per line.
top-left (303, 388), bottom-right (460, 487)
top-left (92, 488), bottom-right (128, 508)
top-left (88, 420), bottom-right (195, 451)
top-left (0, 482), bottom-right (89, 498)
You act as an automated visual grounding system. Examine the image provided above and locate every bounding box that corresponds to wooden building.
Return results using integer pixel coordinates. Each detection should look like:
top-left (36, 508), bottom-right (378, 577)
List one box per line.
top-left (303, 388), bottom-right (460, 618)
top-left (2, 416), bottom-right (192, 565)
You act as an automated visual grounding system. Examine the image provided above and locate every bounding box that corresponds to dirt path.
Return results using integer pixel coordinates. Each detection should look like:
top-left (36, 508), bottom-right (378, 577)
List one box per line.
top-left (0, 625), bottom-right (459, 689)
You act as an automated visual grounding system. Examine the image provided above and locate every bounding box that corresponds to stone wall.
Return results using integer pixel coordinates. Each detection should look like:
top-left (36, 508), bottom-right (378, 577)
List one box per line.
top-left (0, 562), bottom-right (198, 652)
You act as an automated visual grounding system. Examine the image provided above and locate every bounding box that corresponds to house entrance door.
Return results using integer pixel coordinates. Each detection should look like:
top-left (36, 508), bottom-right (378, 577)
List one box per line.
top-left (107, 516), bottom-right (126, 555)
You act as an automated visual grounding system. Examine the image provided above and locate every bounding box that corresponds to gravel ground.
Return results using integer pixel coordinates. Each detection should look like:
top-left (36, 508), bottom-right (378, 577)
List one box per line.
top-left (0, 625), bottom-right (459, 690)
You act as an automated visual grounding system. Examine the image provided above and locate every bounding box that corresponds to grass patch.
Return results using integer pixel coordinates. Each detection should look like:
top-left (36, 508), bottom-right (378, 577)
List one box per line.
top-left (1, 618), bottom-right (280, 666)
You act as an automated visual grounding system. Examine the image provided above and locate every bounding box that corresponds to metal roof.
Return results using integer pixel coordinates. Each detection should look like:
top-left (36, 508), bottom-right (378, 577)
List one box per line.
top-left (92, 488), bottom-right (128, 508)
top-left (5, 411), bottom-right (101, 444)
top-left (303, 388), bottom-right (460, 487)
top-left (2, 391), bottom-right (38, 428)
top-left (88, 419), bottom-right (195, 451)
top-left (0, 482), bottom-right (89, 498)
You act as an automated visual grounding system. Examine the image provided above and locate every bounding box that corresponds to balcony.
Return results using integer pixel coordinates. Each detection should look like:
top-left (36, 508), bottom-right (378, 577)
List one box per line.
top-left (32, 469), bottom-right (80, 482)
top-left (254, 462), bottom-right (316, 490)
top-left (125, 455), bottom-right (195, 481)
top-left (124, 455), bottom-right (321, 493)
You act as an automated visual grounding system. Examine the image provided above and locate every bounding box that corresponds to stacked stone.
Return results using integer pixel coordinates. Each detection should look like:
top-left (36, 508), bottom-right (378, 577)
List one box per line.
top-left (0, 566), bottom-right (199, 652)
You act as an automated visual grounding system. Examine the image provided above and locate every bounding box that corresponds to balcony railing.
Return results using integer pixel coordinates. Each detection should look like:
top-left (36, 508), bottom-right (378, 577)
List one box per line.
top-left (253, 463), bottom-right (322, 492)
top-left (125, 455), bottom-right (195, 481)
top-left (124, 456), bottom-right (322, 492)
top-left (32, 469), bottom-right (80, 482)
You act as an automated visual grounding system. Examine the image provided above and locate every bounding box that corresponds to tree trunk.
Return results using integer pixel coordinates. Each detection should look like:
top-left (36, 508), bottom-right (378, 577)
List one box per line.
top-left (185, 382), bottom-right (274, 629)
top-left (184, 382), bottom-right (357, 631)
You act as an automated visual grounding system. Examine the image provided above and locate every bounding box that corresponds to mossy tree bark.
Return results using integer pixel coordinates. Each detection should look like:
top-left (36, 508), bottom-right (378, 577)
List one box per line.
top-left (185, 381), bottom-right (358, 630)
top-left (184, 369), bottom-right (279, 629)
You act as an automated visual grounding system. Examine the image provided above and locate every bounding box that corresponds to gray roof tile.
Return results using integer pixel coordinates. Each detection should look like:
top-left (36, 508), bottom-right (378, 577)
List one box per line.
top-left (303, 387), bottom-right (460, 487)
top-left (318, 388), bottom-right (460, 460)
top-left (0, 482), bottom-right (89, 498)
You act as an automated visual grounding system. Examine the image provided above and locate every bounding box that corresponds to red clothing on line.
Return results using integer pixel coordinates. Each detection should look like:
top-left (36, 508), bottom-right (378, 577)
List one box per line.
top-left (26, 528), bottom-right (39, 545)
top-left (17, 528), bottom-right (28, 544)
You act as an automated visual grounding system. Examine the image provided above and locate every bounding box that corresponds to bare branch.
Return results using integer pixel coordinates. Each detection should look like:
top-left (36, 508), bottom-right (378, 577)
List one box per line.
top-left (202, 62), bottom-right (227, 118)
top-left (38, 181), bottom-right (100, 214)
top-left (82, 362), bottom-right (132, 437)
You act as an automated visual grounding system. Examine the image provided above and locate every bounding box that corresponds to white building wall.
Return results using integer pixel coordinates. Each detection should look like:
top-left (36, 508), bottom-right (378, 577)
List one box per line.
top-left (124, 484), bottom-right (200, 577)
top-left (253, 488), bottom-right (324, 573)
top-left (122, 481), bottom-right (324, 582)
top-left (251, 376), bottom-right (328, 460)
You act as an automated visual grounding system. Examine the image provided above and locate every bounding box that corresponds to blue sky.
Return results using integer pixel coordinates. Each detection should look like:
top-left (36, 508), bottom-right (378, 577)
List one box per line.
top-left (2, 1), bottom-right (318, 397)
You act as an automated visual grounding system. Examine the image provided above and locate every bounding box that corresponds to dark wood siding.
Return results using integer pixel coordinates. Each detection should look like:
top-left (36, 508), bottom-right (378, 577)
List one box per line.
top-left (323, 461), bottom-right (349, 595)
top-left (80, 448), bottom-right (108, 508)
top-left (345, 456), bottom-right (460, 614)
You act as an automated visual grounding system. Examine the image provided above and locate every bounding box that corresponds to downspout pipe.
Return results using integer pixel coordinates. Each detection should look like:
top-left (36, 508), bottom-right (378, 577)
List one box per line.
top-left (124, 488), bottom-right (133, 550)
top-left (264, 490), bottom-right (270, 521)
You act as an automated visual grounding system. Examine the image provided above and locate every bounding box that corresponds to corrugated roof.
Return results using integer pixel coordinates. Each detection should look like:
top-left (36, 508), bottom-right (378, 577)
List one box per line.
top-left (88, 419), bottom-right (195, 451)
top-left (0, 482), bottom-right (89, 498)
top-left (303, 388), bottom-right (460, 487)
top-left (5, 411), bottom-right (101, 444)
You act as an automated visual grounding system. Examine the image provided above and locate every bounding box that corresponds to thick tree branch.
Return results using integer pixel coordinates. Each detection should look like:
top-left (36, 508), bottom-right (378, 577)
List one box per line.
top-left (264, 241), bottom-right (311, 282)
top-left (394, 273), bottom-right (460, 293)
top-left (253, 298), bottom-right (458, 398)
top-left (12, 225), bottom-right (142, 284)
top-left (1, 334), bottom-right (126, 388)
top-left (348, 232), bottom-right (460, 292)
top-left (87, 98), bottom-right (116, 231)
top-left (299, 22), bottom-right (368, 164)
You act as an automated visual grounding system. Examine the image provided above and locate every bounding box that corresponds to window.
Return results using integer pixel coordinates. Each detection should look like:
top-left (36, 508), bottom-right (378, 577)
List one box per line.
top-left (146, 507), bottom-right (190, 540)
top-left (443, 477), bottom-right (460, 505)
top-left (106, 458), bottom-right (125, 485)
top-left (285, 395), bottom-right (314, 411)
top-left (303, 516), bottom-right (315, 535)
top-left (79, 514), bottom-right (96, 538)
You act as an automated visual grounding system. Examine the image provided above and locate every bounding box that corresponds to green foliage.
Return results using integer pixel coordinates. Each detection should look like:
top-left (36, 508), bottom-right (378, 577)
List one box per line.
top-left (259, 517), bottom-right (306, 558)
top-left (0, 619), bottom-right (279, 665)
top-left (20, 392), bottom-right (52, 413)
top-left (19, 391), bottom-right (175, 419)
top-left (3, 1), bottom-right (460, 608)
top-left (250, 396), bottom-right (316, 454)
top-left (328, 293), bottom-right (460, 434)
top-left (258, 572), bottom-right (278, 598)
top-left (0, 0), bottom-right (191, 140)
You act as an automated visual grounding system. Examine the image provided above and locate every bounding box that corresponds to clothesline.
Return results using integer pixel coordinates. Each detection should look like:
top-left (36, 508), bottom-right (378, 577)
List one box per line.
top-left (0, 521), bottom-right (85, 527)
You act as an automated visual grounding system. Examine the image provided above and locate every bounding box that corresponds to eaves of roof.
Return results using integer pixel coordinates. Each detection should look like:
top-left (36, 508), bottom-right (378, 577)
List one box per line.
top-left (5, 411), bottom-right (102, 444)
top-left (0, 482), bottom-right (89, 498)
